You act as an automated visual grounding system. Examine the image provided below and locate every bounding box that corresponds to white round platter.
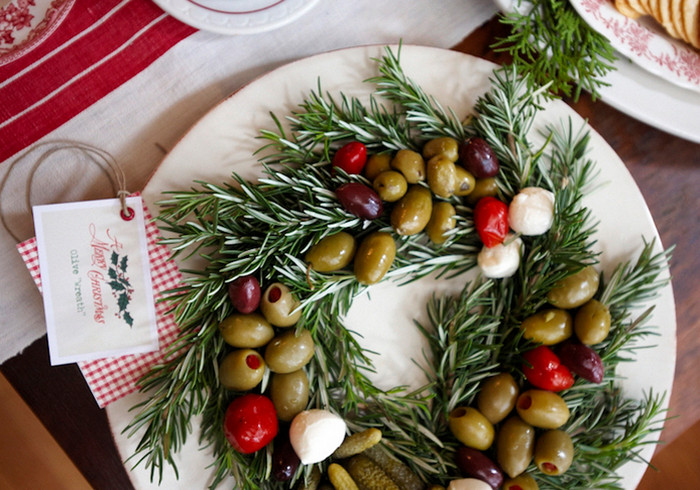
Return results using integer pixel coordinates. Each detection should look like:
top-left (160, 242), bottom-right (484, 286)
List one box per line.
top-left (106, 45), bottom-right (676, 489)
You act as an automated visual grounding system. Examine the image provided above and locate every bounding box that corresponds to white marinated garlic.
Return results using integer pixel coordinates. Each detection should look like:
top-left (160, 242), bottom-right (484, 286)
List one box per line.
top-left (508, 187), bottom-right (555, 236)
top-left (289, 409), bottom-right (347, 464)
top-left (477, 233), bottom-right (522, 278)
top-left (447, 478), bottom-right (493, 490)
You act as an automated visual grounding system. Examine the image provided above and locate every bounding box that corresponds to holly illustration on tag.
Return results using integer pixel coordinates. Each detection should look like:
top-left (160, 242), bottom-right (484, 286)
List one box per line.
top-left (108, 251), bottom-right (134, 327)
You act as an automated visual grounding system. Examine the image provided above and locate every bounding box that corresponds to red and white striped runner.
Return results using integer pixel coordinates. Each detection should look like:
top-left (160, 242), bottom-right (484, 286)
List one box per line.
top-left (0, 0), bottom-right (195, 163)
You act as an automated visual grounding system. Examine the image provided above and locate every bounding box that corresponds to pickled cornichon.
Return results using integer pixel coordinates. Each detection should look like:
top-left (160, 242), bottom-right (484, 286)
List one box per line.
top-left (346, 454), bottom-right (400, 490)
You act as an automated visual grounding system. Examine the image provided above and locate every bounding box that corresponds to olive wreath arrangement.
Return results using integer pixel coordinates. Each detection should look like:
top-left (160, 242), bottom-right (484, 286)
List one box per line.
top-left (124, 46), bottom-right (672, 490)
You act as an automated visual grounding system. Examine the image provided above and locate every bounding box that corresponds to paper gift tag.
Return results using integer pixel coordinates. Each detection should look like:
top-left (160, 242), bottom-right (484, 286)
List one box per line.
top-left (32, 196), bottom-right (159, 365)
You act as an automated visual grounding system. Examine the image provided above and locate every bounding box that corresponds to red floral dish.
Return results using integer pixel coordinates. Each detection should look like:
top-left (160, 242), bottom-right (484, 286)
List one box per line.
top-left (0, 0), bottom-right (75, 66)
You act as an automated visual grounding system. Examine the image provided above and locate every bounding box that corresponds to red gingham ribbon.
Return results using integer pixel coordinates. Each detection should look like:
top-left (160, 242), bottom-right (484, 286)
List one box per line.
top-left (17, 193), bottom-right (183, 407)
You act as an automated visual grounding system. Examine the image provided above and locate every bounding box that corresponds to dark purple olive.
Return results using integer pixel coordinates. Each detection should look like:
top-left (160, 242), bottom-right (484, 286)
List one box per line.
top-left (459, 137), bottom-right (499, 178)
top-left (335, 182), bottom-right (383, 220)
top-left (272, 431), bottom-right (300, 481)
top-left (454, 446), bottom-right (504, 489)
top-left (228, 275), bottom-right (261, 314)
top-left (558, 342), bottom-right (604, 383)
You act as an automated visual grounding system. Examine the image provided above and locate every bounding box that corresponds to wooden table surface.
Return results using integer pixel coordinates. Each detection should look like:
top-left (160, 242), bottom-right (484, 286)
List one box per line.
top-left (2, 15), bottom-right (698, 490)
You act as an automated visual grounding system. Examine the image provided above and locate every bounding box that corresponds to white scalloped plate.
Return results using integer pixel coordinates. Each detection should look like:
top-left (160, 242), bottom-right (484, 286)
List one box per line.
top-left (570, 0), bottom-right (700, 93)
top-left (107, 45), bottom-right (676, 489)
top-left (152, 0), bottom-right (319, 35)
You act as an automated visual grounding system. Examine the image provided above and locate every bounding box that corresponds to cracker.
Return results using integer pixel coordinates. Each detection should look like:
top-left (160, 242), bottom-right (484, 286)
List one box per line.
top-left (682, 0), bottom-right (700, 48)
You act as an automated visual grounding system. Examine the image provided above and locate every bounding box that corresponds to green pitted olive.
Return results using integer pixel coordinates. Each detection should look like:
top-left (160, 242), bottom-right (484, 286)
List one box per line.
top-left (270, 369), bottom-right (309, 421)
top-left (574, 299), bottom-right (611, 345)
top-left (391, 149), bottom-right (426, 183)
top-left (422, 136), bottom-right (459, 162)
top-left (391, 186), bottom-right (433, 236)
top-left (264, 329), bottom-right (315, 373)
top-left (520, 309), bottom-right (573, 345)
top-left (364, 153), bottom-right (392, 181)
top-left (448, 407), bottom-right (495, 451)
top-left (373, 170), bottom-right (408, 202)
top-left (547, 265), bottom-right (600, 309)
top-left (305, 232), bottom-right (356, 272)
top-left (503, 474), bottom-right (539, 490)
top-left (534, 430), bottom-right (574, 476)
top-left (426, 202), bottom-right (456, 244)
top-left (477, 372), bottom-right (519, 424)
top-left (219, 313), bottom-right (275, 348)
top-left (497, 416), bottom-right (535, 479)
top-left (466, 177), bottom-right (498, 205)
top-left (260, 282), bottom-right (302, 327)
top-left (516, 390), bottom-right (570, 429)
top-left (427, 155), bottom-right (458, 198)
top-left (453, 166), bottom-right (476, 197)
top-left (353, 232), bottom-right (396, 285)
top-left (219, 349), bottom-right (265, 391)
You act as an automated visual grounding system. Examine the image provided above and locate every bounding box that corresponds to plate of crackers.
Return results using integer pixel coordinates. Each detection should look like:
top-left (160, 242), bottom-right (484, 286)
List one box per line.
top-left (570, 0), bottom-right (700, 92)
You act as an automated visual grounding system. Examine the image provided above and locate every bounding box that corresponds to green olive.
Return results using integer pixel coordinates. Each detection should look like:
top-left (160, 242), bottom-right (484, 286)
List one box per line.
top-left (260, 282), bottom-right (302, 327)
top-left (503, 474), bottom-right (539, 490)
top-left (422, 136), bottom-right (459, 162)
top-left (520, 309), bottom-right (573, 345)
top-left (390, 185), bottom-right (433, 236)
top-left (270, 369), bottom-right (309, 421)
top-left (516, 390), bottom-right (570, 429)
top-left (353, 232), bottom-right (396, 285)
top-left (264, 329), bottom-right (315, 373)
top-left (574, 299), bottom-right (611, 345)
top-left (448, 407), bottom-right (495, 451)
top-left (547, 266), bottom-right (600, 309)
top-left (453, 166), bottom-right (476, 197)
top-left (219, 349), bottom-right (265, 391)
top-left (466, 177), bottom-right (499, 205)
top-left (373, 170), bottom-right (408, 202)
top-left (477, 372), bottom-right (519, 424)
top-left (219, 313), bottom-right (275, 348)
top-left (497, 416), bottom-right (535, 479)
top-left (364, 153), bottom-right (392, 181)
top-left (305, 232), bottom-right (357, 272)
top-left (391, 149), bottom-right (425, 183)
top-left (534, 430), bottom-right (574, 476)
top-left (426, 201), bottom-right (456, 244)
top-left (427, 155), bottom-right (458, 198)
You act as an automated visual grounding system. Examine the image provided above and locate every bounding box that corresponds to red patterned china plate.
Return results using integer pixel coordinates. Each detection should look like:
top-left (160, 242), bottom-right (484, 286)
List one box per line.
top-left (0, 0), bottom-right (75, 66)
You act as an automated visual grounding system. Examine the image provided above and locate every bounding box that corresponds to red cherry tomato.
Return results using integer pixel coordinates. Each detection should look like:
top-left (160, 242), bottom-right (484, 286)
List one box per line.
top-left (522, 345), bottom-right (574, 392)
top-left (223, 394), bottom-right (279, 454)
top-left (473, 196), bottom-right (508, 248)
top-left (332, 141), bottom-right (367, 174)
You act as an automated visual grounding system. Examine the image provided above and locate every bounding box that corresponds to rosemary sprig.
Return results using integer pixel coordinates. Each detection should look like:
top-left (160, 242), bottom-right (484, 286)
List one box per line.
top-left (493, 0), bottom-right (618, 101)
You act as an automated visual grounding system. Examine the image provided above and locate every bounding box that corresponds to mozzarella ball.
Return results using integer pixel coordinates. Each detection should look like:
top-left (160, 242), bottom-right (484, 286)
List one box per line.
top-left (448, 478), bottom-right (494, 490)
top-left (289, 409), bottom-right (347, 464)
top-left (508, 187), bottom-right (555, 236)
top-left (477, 234), bottom-right (523, 278)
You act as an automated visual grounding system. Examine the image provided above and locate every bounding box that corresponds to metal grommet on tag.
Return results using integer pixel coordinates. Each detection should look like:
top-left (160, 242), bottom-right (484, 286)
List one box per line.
top-left (121, 207), bottom-right (135, 221)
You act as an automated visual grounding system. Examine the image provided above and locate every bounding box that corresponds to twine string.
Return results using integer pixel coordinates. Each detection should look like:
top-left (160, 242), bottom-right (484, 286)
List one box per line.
top-left (0, 141), bottom-right (130, 243)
